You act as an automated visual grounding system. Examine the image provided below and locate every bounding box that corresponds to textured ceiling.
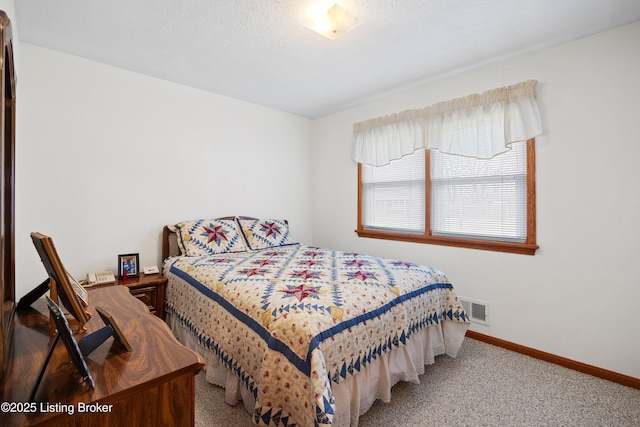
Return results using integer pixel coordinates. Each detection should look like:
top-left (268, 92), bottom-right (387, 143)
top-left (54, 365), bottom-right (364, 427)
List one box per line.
top-left (14, 0), bottom-right (640, 118)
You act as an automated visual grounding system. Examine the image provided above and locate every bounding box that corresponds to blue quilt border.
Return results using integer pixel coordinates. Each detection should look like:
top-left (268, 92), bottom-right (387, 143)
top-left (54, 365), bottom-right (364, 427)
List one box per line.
top-left (169, 261), bottom-right (456, 377)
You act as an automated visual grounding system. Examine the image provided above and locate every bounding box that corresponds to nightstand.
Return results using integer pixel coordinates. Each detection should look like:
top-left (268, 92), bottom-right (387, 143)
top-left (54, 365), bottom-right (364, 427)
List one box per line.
top-left (118, 273), bottom-right (167, 319)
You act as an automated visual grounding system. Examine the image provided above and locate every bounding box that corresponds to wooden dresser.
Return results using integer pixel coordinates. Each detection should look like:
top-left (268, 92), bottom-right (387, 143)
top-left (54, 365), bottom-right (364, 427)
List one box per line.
top-left (0, 285), bottom-right (204, 427)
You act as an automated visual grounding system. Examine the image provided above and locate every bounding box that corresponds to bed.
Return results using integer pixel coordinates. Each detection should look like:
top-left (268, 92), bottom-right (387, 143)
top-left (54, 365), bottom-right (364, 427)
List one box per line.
top-left (162, 216), bottom-right (470, 427)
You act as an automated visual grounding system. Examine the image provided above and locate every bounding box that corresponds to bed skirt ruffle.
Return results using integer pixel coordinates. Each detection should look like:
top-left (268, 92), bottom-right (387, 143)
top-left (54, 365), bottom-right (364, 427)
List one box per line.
top-left (166, 313), bottom-right (468, 426)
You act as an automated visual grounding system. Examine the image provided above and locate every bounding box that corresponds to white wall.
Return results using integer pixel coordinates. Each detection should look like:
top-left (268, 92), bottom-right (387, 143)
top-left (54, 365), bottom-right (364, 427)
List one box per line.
top-left (15, 43), bottom-right (313, 299)
top-left (10, 2), bottom-right (639, 380)
top-left (311, 21), bottom-right (640, 379)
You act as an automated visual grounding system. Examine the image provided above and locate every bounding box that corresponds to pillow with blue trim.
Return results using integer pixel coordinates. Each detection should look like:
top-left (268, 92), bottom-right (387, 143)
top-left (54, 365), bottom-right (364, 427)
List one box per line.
top-left (237, 218), bottom-right (297, 250)
top-left (170, 219), bottom-right (247, 256)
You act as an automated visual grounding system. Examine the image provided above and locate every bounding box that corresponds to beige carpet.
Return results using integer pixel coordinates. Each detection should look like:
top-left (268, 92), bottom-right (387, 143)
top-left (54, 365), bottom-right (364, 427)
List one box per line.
top-left (195, 338), bottom-right (640, 426)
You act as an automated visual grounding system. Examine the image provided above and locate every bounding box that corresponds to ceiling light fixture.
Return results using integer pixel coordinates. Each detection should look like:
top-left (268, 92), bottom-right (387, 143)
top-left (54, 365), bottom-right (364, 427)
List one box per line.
top-left (307, 2), bottom-right (360, 40)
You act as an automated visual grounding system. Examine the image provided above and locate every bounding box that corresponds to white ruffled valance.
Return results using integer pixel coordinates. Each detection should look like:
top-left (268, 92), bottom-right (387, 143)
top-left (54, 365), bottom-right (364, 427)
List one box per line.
top-left (352, 80), bottom-right (542, 166)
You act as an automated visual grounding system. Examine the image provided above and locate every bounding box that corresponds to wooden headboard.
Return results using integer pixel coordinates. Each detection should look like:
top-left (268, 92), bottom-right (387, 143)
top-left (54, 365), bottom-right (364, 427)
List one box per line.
top-left (162, 216), bottom-right (261, 261)
top-left (161, 225), bottom-right (179, 261)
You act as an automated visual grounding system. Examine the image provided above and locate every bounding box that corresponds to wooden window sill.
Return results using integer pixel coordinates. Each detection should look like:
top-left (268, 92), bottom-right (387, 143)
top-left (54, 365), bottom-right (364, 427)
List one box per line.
top-left (356, 229), bottom-right (538, 255)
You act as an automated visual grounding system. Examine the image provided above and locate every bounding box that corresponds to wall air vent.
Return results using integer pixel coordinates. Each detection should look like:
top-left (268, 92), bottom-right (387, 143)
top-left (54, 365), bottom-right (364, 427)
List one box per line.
top-left (460, 297), bottom-right (490, 326)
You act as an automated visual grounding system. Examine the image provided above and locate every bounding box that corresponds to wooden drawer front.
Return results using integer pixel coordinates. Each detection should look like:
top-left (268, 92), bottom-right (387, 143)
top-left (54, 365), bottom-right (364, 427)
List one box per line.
top-left (132, 286), bottom-right (157, 313)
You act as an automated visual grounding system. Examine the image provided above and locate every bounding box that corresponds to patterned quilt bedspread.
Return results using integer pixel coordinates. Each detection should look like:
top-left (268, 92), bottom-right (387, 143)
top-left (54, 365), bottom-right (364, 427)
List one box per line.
top-left (164, 244), bottom-right (469, 427)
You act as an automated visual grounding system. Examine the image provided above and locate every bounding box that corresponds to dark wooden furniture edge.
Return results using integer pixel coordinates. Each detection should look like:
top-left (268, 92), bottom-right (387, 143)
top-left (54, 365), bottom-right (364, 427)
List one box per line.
top-left (466, 330), bottom-right (640, 390)
top-left (1, 285), bottom-right (204, 427)
top-left (0, 10), bottom-right (17, 382)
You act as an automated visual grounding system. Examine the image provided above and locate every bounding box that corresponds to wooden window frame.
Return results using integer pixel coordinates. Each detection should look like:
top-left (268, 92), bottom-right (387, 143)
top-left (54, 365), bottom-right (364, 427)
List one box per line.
top-left (357, 139), bottom-right (538, 255)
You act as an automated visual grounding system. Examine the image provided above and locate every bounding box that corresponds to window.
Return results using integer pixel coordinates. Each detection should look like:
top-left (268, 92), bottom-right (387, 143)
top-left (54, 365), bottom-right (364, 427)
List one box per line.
top-left (353, 81), bottom-right (541, 254)
top-left (360, 147), bottom-right (425, 234)
top-left (357, 139), bottom-right (537, 255)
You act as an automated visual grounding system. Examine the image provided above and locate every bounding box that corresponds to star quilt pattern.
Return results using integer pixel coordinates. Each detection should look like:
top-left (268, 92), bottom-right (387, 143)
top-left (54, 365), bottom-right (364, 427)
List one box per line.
top-left (238, 218), bottom-right (297, 250)
top-left (164, 244), bottom-right (468, 427)
top-left (169, 218), bottom-right (247, 255)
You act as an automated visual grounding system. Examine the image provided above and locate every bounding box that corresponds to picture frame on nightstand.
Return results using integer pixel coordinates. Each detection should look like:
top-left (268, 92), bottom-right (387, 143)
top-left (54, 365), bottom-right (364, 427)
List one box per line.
top-left (118, 253), bottom-right (139, 279)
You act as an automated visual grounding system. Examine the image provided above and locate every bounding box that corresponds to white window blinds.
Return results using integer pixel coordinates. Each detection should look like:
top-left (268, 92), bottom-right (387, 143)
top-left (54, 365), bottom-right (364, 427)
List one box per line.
top-left (431, 140), bottom-right (527, 242)
top-left (361, 149), bottom-right (425, 233)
